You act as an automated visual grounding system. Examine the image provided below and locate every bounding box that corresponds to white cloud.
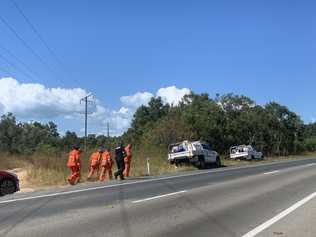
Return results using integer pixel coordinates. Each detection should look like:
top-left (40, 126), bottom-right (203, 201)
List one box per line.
top-left (107, 86), bottom-right (190, 135)
top-left (0, 78), bottom-right (191, 135)
top-left (120, 86), bottom-right (191, 109)
top-left (115, 107), bottom-right (130, 115)
top-left (120, 92), bottom-right (153, 108)
top-left (0, 77), bottom-right (88, 118)
top-left (156, 86), bottom-right (190, 105)
top-left (0, 102), bottom-right (4, 115)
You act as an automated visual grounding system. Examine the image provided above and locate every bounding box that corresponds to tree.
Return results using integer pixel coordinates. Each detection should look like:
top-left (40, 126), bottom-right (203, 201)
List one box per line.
top-left (142, 109), bottom-right (197, 148)
top-left (128, 97), bottom-right (170, 142)
top-left (265, 102), bottom-right (303, 155)
top-left (0, 113), bottom-right (22, 153)
top-left (0, 92), bottom-right (311, 157)
top-left (61, 131), bottom-right (79, 150)
top-left (180, 93), bottom-right (226, 152)
top-left (216, 93), bottom-right (255, 112)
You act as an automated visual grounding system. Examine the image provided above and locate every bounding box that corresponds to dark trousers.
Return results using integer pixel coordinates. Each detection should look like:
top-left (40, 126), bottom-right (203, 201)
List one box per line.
top-left (114, 159), bottom-right (125, 180)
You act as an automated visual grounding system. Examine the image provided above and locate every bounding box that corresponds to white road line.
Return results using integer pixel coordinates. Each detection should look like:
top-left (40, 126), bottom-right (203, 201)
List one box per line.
top-left (132, 190), bottom-right (187, 204)
top-left (0, 164), bottom-right (260, 205)
top-left (241, 191), bottom-right (316, 237)
top-left (304, 163), bottom-right (315, 167)
top-left (263, 170), bottom-right (280, 175)
top-left (0, 168), bottom-right (237, 205)
top-left (0, 159), bottom-right (315, 205)
top-left (263, 163), bottom-right (316, 175)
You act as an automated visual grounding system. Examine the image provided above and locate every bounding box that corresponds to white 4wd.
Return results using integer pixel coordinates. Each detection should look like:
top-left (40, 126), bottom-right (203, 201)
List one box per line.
top-left (230, 145), bottom-right (263, 160)
top-left (168, 140), bottom-right (221, 169)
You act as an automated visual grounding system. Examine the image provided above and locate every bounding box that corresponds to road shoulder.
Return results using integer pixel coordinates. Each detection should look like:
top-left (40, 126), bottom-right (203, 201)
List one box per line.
top-left (256, 194), bottom-right (316, 237)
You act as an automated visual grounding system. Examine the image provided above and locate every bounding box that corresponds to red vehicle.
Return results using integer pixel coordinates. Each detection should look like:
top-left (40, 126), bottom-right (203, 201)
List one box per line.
top-left (0, 171), bottom-right (20, 196)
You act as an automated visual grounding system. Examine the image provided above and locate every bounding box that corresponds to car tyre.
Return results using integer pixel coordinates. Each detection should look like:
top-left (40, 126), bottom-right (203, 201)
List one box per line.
top-left (198, 157), bottom-right (206, 169)
top-left (216, 156), bottom-right (221, 168)
top-left (0, 179), bottom-right (16, 196)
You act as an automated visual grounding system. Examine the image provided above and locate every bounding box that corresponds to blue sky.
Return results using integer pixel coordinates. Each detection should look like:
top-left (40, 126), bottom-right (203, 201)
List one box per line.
top-left (0, 0), bottom-right (315, 135)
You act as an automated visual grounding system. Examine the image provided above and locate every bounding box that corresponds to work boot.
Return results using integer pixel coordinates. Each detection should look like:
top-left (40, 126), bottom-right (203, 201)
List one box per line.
top-left (67, 178), bottom-right (74, 185)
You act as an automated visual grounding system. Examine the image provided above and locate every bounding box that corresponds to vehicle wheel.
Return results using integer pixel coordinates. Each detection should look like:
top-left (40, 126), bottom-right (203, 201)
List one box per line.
top-left (198, 157), bottom-right (206, 169)
top-left (216, 156), bottom-right (221, 168)
top-left (0, 179), bottom-right (16, 196)
top-left (192, 156), bottom-right (199, 168)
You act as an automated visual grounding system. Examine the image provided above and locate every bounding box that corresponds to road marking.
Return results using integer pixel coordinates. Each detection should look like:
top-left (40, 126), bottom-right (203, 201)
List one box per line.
top-left (263, 163), bottom-right (316, 175)
top-left (303, 163), bottom-right (315, 167)
top-left (0, 159), bottom-right (315, 205)
top-left (0, 167), bottom-right (241, 204)
top-left (241, 191), bottom-right (316, 237)
top-left (263, 170), bottom-right (280, 175)
top-left (0, 165), bottom-right (263, 204)
top-left (132, 190), bottom-right (187, 204)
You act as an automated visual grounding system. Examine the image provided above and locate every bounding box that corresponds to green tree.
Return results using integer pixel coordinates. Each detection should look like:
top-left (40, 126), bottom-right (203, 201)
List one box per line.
top-left (0, 113), bottom-right (22, 153)
top-left (265, 102), bottom-right (303, 155)
top-left (61, 131), bottom-right (79, 150)
top-left (128, 97), bottom-right (170, 142)
top-left (216, 93), bottom-right (255, 111)
top-left (180, 93), bottom-right (226, 152)
top-left (142, 109), bottom-right (196, 148)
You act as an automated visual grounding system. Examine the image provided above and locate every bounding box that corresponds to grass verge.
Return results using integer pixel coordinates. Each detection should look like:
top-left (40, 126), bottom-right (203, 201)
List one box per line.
top-left (1, 151), bottom-right (315, 191)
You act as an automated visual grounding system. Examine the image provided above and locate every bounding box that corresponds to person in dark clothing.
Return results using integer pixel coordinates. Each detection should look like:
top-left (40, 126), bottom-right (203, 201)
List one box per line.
top-left (114, 143), bottom-right (126, 180)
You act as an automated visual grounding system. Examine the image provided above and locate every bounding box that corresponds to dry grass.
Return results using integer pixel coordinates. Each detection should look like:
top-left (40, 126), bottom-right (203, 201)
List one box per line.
top-left (0, 152), bottom-right (92, 187)
top-left (26, 154), bottom-right (69, 186)
top-left (1, 150), bottom-right (315, 190)
top-left (0, 153), bottom-right (29, 170)
top-left (130, 148), bottom-right (181, 176)
top-left (26, 152), bottom-right (95, 186)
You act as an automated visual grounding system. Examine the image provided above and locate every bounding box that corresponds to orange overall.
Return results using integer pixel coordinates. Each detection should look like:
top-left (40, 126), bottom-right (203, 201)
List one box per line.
top-left (67, 149), bottom-right (81, 185)
top-left (88, 152), bottom-right (101, 179)
top-left (123, 145), bottom-right (132, 177)
top-left (99, 151), bottom-right (113, 181)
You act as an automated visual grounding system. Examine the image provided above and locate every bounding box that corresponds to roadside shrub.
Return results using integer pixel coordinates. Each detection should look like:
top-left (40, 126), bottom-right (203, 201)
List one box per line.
top-left (303, 137), bottom-right (316, 152)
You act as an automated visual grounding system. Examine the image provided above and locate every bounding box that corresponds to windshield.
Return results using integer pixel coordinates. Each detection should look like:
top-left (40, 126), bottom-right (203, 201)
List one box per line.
top-left (170, 143), bottom-right (187, 153)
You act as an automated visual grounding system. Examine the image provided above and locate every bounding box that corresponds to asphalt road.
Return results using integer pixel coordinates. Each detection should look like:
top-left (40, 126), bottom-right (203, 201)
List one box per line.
top-left (257, 197), bottom-right (316, 237)
top-left (1, 158), bottom-right (316, 237)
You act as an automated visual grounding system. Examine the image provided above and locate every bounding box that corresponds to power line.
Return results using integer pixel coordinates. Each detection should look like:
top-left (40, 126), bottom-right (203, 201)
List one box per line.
top-left (11, 0), bottom-right (81, 86)
top-left (0, 52), bottom-right (34, 80)
top-left (0, 64), bottom-right (13, 76)
top-left (0, 43), bottom-right (42, 81)
top-left (0, 14), bottom-right (66, 86)
top-left (0, 56), bottom-right (15, 75)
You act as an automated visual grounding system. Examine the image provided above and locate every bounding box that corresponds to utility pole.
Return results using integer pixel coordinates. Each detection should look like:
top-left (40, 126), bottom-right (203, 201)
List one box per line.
top-left (80, 93), bottom-right (93, 152)
top-left (107, 122), bottom-right (110, 138)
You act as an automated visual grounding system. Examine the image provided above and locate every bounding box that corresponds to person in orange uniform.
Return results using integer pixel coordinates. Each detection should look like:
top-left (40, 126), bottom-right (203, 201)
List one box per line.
top-left (67, 144), bottom-right (82, 185)
top-left (123, 144), bottom-right (132, 178)
top-left (99, 148), bottom-right (113, 181)
top-left (87, 147), bottom-right (103, 180)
